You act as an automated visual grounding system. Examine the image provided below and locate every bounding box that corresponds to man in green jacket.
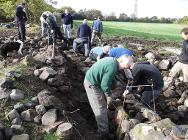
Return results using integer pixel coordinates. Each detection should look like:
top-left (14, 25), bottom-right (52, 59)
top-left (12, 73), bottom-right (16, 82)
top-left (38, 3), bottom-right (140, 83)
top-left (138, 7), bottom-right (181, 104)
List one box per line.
top-left (84, 55), bottom-right (134, 139)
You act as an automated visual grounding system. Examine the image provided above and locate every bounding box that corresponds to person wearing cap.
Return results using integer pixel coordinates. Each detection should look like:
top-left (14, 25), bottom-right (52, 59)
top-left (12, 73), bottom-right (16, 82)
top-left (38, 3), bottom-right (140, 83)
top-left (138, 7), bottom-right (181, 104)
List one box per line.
top-left (91, 17), bottom-right (103, 45)
top-left (126, 61), bottom-right (164, 107)
top-left (72, 19), bottom-right (91, 57)
top-left (89, 45), bottom-right (112, 61)
top-left (167, 27), bottom-right (188, 83)
top-left (16, 2), bottom-right (27, 42)
top-left (84, 55), bottom-right (134, 139)
top-left (108, 46), bottom-right (134, 58)
top-left (61, 9), bottom-right (73, 38)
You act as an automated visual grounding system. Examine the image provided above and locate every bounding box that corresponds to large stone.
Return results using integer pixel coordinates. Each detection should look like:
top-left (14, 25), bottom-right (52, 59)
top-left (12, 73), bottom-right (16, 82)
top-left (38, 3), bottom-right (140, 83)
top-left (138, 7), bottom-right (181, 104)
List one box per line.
top-left (56, 123), bottom-right (73, 139)
top-left (42, 121), bottom-right (63, 133)
top-left (158, 59), bottom-right (170, 70)
top-left (7, 109), bottom-right (20, 121)
top-left (31, 96), bottom-right (39, 104)
top-left (47, 78), bottom-right (64, 87)
top-left (39, 67), bottom-right (57, 81)
top-left (35, 105), bottom-right (46, 115)
top-left (145, 52), bottom-right (155, 60)
top-left (10, 89), bottom-right (24, 101)
top-left (11, 118), bottom-right (22, 125)
top-left (14, 103), bottom-right (26, 113)
top-left (42, 109), bottom-right (57, 125)
top-left (21, 109), bottom-right (37, 122)
top-left (37, 89), bottom-right (57, 107)
top-left (34, 115), bottom-right (42, 124)
top-left (33, 69), bottom-right (42, 77)
top-left (0, 78), bottom-right (15, 89)
top-left (11, 125), bottom-right (23, 131)
top-left (11, 134), bottom-right (29, 140)
top-left (184, 99), bottom-right (188, 108)
top-left (129, 119), bottom-right (175, 140)
top-left (0, 87), bottom-right (10, 100)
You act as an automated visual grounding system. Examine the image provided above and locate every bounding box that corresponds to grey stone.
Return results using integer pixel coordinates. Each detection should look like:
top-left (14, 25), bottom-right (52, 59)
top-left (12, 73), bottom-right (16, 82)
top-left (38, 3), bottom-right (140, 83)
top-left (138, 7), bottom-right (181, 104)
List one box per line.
top-left (11, 134), bottom-right (29, 140)
top-left (21, 109), bottom-right (37, 122)
top-left (0, 88), bottom-right (10, 100)
top-left (158, 59), bottom-right (170, 70)
top-left (35, 105), bottom-right (46, 115)
top-left (11, 118), bottom-right (22, 125)
top-left (7, 109), bottom-right (20, 121)
top-left (42, 121), bottom-right (63, 133)
top-left (34, 69), bottom-right (42, 77)
top-left (0, 78), bottom-right (15, 89)
top-left (37, 89), bottom-right (57, 107)
top-left (12, 59), bottom-right (19, 63)
top-left (42, 109), bottom-right (57, 125)
top-left (145, 52), bottom-right (155, 60)
top-left (34, 115), bottom-right (42, 124)
top-left (11, 125), bottom-right (23, 131)
top-left (39, 67), bottom-right (57, 81)
top-left (47, 78), bottom-right (64, 87)
top-left (31, 96), bottom-right (39, 104)
top-left (184, 99), bottom-right (188, 108)
top-left (25, 102), bottom-right (37, 109)
top-left (14, 103), bottom-right (26, 113)
top-left (10, 89), bottom-right (24, 101)
top-left (6, 71), bottom-right (21, 79)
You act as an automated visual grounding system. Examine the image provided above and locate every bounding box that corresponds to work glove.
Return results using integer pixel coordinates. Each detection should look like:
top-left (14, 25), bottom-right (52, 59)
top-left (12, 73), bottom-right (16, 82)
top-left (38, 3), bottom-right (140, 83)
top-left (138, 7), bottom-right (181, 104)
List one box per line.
top-left (106, 96), bottom-right (113, 109)
top-left (123, 89), bottom-right (131, 97)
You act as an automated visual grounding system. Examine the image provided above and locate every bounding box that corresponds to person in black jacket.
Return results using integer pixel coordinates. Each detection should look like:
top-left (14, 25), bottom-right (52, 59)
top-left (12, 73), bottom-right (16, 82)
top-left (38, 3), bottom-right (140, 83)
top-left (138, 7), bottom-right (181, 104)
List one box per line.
top-left (61, 9), bottom-right (73, 38)
top-left (72, 19), bottom-right (91, 57)
top-left (16, 2), bottom-right (27, 41)
top-left (169, 27), bottom-right (188, 83)
top-left (129, 61), bottom-right (164, 106)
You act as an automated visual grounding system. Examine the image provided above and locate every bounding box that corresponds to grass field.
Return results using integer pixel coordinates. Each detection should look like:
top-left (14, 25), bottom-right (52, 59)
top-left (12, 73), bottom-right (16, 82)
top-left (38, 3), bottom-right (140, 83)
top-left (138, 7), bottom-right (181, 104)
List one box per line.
top-left (74, 20), bottom-right (184, 42)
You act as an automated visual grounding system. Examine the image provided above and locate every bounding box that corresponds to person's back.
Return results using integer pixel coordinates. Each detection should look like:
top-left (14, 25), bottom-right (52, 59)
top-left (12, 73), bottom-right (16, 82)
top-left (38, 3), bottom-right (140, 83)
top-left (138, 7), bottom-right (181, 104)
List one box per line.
top-left (89, 47), bottom-right (103, 56)
top-left (92, 19), bottom-right (103, 32)
top-left (46, 14), bottom-right (58, 30)
top-left (132, 61), bottom-right (164, 90)
top-left (109, 47), bottom-right (134, 58)
top-left (78, 23), bottom-right (91, 38)
top-left (85, 57), bottom-right (118, 94)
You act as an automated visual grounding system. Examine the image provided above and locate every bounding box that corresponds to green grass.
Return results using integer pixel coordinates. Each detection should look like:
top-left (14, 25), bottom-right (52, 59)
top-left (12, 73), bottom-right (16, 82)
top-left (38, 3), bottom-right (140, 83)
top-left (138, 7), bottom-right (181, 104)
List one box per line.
top-left (74, 20), bottom-right (184, 42)
top-left (43, 133), bottom-right (60, 140)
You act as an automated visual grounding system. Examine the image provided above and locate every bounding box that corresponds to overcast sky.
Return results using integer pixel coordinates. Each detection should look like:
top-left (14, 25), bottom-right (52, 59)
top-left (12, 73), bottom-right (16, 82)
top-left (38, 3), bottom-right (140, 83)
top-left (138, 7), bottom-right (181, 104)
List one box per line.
top-left (51, 0), bottom-right (188, 18)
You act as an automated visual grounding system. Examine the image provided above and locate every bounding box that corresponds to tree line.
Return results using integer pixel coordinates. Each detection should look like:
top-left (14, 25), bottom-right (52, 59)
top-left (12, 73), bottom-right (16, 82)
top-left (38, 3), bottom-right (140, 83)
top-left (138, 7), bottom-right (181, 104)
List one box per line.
top-left (0, 0), bottom-right (188, 24)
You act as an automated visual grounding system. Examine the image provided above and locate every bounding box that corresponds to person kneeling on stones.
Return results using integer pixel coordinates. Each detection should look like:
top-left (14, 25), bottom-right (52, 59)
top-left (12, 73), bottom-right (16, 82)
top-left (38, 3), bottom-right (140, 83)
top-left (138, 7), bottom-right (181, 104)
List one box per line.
top-left (72, 19), bottom-right (91, 57)
top-left (89, 45), bottom-right (112, 61)
top-left (124, 61), bottom-right (164, 107)
top-left (166, 27), bottom-right (188, 84)
top-left (84, 55), bottom-right (134, 139)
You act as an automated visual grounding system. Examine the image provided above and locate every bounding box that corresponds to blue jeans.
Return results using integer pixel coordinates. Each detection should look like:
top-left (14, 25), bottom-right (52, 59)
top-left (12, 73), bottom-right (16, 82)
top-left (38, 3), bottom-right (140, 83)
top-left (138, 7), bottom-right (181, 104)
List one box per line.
top-left (141, 87), bottom-right (163, 106)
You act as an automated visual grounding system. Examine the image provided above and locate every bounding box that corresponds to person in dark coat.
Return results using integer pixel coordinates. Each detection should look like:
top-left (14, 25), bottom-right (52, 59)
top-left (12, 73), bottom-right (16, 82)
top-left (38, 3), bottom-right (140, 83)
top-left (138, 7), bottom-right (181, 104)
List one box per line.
top-left (16, 2), bottom-right (27, 41)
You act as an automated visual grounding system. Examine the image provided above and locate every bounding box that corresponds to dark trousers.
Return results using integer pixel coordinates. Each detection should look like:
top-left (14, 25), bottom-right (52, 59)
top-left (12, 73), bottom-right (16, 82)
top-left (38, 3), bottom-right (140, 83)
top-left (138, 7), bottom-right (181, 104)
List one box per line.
top-left (17, 21), bottom-right (26, 41)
